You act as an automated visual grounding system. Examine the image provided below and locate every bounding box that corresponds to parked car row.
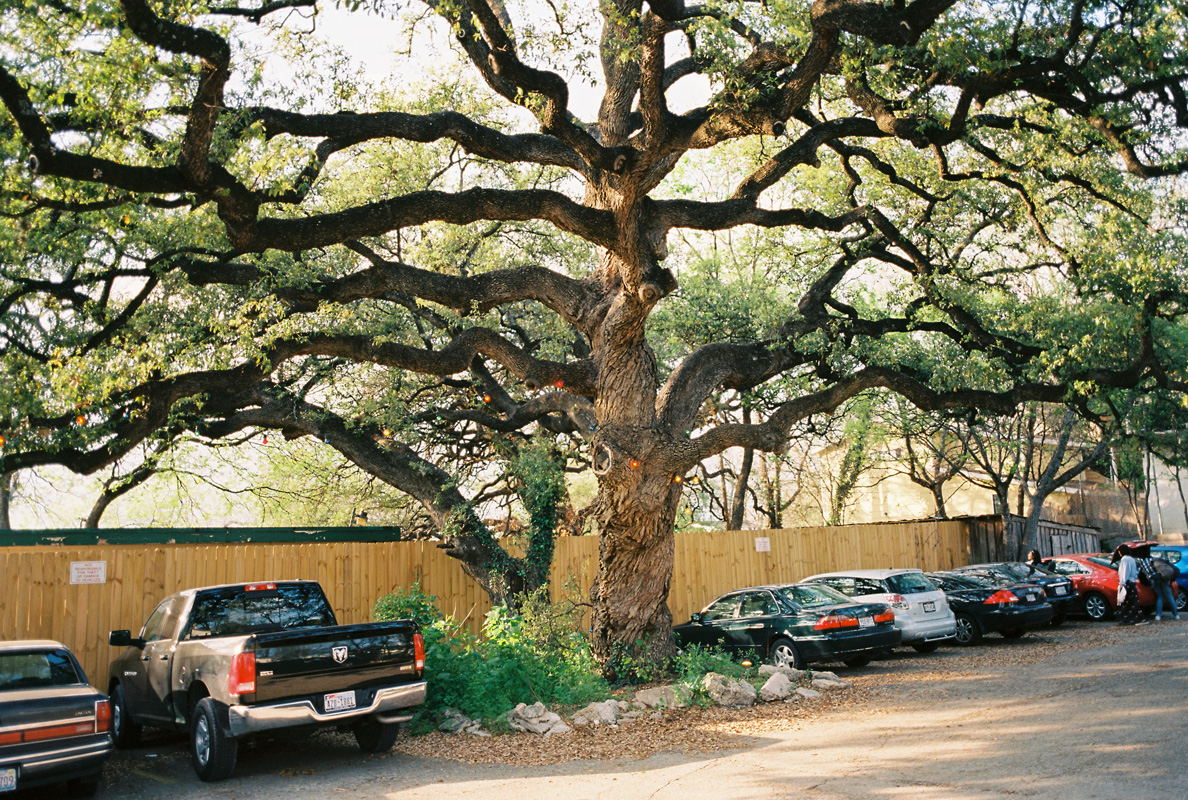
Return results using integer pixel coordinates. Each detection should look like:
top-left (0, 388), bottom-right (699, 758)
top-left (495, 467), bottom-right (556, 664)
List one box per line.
top-left (1, 579), bottom-right (426, 796)
top-left (672, 557), bottom-right (1112, 671)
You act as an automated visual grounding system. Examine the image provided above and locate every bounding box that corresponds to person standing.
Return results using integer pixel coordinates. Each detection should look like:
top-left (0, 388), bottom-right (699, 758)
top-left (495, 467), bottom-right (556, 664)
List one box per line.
top-left (1138, 554), bottom-right (1180, 621)
top-left (1114, 545), bottom-right (1148, 626)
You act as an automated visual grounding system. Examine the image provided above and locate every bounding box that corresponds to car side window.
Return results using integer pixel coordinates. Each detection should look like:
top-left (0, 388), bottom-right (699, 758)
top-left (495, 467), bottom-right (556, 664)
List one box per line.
top-left (701, 596), bottom-right (740, 622)
top-left (1159, 550), bottom-right (1181, 564)
top-left (740, 592), bottom-right (777, 617)
top-left (1050, 561), bottom-right (1086, 576)
top-left (854, 578), bottom-right (885, 595)
top-left (140, 598), bottom-right (173, 641)
top-left (820, 577), bottom-right (855, 596)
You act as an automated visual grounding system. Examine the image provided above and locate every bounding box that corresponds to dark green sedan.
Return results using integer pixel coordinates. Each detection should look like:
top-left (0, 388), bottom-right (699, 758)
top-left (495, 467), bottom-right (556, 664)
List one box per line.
top-left (673, 584), bottom-right (902, 669)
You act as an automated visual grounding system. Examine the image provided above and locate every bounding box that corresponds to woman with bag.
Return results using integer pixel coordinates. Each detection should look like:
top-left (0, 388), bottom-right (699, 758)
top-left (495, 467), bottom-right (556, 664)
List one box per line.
top-left (1113, 545), bottom-right (1148, 626)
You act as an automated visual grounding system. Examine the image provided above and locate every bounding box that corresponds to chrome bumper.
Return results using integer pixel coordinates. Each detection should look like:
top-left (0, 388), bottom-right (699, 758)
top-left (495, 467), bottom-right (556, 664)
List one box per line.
top-left (227, 681), bottom-right (426, 737)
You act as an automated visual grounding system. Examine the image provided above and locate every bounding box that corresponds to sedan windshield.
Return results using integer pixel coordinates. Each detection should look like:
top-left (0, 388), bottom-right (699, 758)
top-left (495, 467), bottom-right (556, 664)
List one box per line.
top-left (778, 583), bottom-right (852, 608)
top-left (0, 650), bottom-right (81, 690)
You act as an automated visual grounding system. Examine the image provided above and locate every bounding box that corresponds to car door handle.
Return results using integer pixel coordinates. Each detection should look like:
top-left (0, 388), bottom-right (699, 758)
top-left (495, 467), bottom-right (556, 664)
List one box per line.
top-left (158, 655), bottom-right (170, 661)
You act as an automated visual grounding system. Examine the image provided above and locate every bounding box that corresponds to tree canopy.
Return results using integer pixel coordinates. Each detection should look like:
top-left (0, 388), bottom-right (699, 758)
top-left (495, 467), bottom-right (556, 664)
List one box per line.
top-left (2, 0), bottom-right (1187, 674)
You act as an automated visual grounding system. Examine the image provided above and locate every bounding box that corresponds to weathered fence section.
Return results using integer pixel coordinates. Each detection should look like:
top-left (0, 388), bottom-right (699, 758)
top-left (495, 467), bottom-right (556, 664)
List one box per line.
top-left (0, 538), bottom-right (487, 689)
top-left (0, 517), bottom-right (1072, 685)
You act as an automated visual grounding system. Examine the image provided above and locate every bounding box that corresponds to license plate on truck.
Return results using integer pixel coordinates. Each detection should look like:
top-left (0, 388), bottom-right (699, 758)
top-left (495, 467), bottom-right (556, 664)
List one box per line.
top-left (1, 767), bottom-right (16, 792)
top-left (325, 690), bottom-right (357, 713)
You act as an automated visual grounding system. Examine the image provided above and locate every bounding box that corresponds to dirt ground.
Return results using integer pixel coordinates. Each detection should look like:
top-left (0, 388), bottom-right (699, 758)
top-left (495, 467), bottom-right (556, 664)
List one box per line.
top-left (18, 618), bottom-right (1184, 799)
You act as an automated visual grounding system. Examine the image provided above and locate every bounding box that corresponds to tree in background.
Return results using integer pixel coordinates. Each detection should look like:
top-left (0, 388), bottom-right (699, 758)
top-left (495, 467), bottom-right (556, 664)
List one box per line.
top-left (883, 396), bottom-right (967, 519)
top-left (2, 0), bottom-right (1187, 675)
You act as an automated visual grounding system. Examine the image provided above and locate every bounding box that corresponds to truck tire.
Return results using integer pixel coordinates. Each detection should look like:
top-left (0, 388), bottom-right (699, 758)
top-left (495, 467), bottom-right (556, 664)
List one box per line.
top-left (190, 697), bottom-right (238, 781)
top-left (110, 684), bottom-right (141, 748)
top-left (353, 717), bottom-right (400, 752)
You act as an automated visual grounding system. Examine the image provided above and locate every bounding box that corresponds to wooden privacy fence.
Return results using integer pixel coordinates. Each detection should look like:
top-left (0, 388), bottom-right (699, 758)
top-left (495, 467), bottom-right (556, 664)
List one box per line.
top-left (2, 519), bottom-right (972, 685)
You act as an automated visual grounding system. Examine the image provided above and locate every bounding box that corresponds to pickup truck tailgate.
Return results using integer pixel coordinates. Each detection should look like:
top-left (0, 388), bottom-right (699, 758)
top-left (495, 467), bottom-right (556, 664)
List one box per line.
top-left (251, 622), bottom-right (421, 704)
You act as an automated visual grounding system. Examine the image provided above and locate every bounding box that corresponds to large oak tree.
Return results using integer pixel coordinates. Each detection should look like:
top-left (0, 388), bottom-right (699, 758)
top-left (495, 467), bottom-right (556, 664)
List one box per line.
top-left (2, 0), bottom-right (1187, 673)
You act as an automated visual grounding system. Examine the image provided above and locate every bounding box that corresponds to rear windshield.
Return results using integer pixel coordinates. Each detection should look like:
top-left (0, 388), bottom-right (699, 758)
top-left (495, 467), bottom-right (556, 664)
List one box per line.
top-left (778, 583), bottom-right (852, 608)
top-left (185, 583), bottom-right (336, 638)
top-left (997, 562), bottom-right (1055, 580)
top-left (931, 573), bottom-right (993, 590)
top-left (885, 573), bottom-right (937, 594)
top-left (0, 650), bottom-right (81, 690)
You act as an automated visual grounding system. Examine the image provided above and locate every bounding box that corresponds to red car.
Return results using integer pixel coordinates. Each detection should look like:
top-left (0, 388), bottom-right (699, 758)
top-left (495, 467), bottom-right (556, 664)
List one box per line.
top-left (1043, 553), bottom-right (1177, 620)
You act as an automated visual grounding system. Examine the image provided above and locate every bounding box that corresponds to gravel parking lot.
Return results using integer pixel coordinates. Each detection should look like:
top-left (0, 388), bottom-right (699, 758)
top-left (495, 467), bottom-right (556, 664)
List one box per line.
top-left (17, 618), bottom-right (1183, 799)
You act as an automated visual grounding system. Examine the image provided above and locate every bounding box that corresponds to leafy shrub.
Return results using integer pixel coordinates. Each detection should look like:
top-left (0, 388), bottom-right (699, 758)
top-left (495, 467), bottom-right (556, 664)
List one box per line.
top-left (372, 583), bottom-right (609, 728)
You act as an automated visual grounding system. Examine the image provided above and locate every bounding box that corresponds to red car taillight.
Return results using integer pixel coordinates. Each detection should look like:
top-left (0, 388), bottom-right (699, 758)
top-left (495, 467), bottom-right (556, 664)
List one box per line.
top-left (413, 632), bottom-right (425, 671)
top-left (95, 698), bottom-right (112, 733)
top-left (19, 721), bottom-right (96, 742)
top-left (228, 651), bottom-right (256, 696)
top-left (814, 614), bottom-right (860, 631)
top-left (984, 590), bottom-right (1019, 605)
top-left (873, 608), bottom-right (895, 624)
top-left (885, 593), bottom-right (909, 610)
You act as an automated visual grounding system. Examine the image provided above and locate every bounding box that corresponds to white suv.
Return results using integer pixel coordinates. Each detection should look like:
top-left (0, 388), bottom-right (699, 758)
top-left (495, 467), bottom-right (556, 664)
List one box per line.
top-left (800, 569), bottom-right (956, 652)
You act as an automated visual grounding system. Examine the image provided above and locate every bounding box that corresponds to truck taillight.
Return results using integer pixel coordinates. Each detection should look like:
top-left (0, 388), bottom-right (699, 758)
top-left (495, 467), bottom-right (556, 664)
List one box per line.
top-left (244, 582), bottom-right (276, 592)
top-left (413, 632), bottom-right (425, 671)
top-left (229, 651), bottom-right (257, 696)
top-left (95, 698), bottom-right (112, 733)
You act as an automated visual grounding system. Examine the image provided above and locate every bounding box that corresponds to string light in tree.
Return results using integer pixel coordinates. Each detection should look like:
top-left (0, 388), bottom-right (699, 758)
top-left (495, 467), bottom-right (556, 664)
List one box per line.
top-left (261, 434), bottom-right (269, 444)
top-left (75, 415), bottom-right (86, 426)
top-left (629, 458), bottom-right (640, 469)
top-left (554, 380), bottom-right (564, 388)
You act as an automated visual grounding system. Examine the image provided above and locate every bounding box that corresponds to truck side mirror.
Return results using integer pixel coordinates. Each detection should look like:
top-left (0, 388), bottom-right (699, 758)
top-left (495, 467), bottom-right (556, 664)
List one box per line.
top-left (109, 630), bottom-right (144, 648)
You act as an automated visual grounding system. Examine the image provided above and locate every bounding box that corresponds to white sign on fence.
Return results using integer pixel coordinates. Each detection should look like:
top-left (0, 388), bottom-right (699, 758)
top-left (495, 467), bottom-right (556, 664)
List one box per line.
top-left (69, 561), bottom-right (107, 585)
top-left (754, 537), bottom-right (771, 553)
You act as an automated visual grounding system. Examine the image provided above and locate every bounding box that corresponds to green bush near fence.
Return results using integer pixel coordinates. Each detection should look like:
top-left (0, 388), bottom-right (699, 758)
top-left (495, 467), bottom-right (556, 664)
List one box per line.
top-left (373, 583), bottom-right (610, 728)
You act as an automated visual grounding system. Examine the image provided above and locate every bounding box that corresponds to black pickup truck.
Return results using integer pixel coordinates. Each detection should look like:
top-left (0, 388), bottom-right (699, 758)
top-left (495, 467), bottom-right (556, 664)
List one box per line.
top-left (108, 580), bottom-right (425, 781)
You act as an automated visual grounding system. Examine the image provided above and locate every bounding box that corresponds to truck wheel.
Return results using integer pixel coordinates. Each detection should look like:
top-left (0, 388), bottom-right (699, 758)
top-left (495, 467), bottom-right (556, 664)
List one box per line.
top-left (110, 684), bottom-right (141, 747)
top-left (190, 697), bottom-right (238, 781)
top-left (353, 718), bottom-right (400, 753)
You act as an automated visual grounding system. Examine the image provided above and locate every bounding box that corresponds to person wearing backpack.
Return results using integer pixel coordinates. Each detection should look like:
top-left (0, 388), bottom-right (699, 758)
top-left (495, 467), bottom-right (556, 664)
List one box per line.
top-left (1138, 553), bottom-right (1179, 622)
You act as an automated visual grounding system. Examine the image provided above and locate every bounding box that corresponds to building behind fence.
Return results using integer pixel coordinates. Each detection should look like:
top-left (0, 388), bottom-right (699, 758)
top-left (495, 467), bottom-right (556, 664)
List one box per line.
top-left (0, 516), bottom-right (1098, 685)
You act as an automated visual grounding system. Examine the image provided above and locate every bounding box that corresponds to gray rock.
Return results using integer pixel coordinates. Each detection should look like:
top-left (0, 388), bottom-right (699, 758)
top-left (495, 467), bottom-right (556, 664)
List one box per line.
top-left (702, 672), bottom-right (757, 708)
top-left (572, 700), bottom-right (621, 727)
top-left (795, 686), bottom-right (822, 699)
top-left (760, 671), bottom-right (795, 702)
top-left (508, 702), bottom-right (570, 735)
top-left (758, 664), bottom-right (806, 682)
top-left (634, 684), bottom-right (689, 709)
top-left (811, 677), bottom-right (852, 690)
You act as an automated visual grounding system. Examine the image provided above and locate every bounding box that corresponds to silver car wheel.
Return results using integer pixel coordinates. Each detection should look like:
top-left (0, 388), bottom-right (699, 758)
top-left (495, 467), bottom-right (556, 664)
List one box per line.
top-left (194, 713), bottom-right (211, 767)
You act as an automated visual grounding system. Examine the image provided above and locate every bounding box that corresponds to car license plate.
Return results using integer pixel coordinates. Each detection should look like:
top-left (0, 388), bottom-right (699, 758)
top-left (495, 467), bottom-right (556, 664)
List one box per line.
top-left (1026, 593), bottom-right (1037, 601)
top-left (1054, 586), bottom-right (1068, 595)
top-left (858, 616), bottom-right (874, 628)
top-left (324, 690), bottom-right (357, 713)
top-left (0, 767), bottom-right (16, 792)
top-left (923, 601), bottom-right (936, 612)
